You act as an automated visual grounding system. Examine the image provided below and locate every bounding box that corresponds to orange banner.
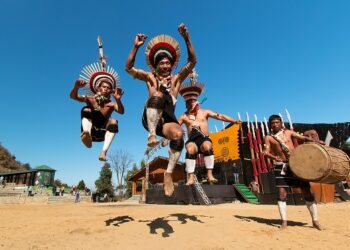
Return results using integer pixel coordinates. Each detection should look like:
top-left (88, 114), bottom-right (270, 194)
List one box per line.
top-left (209, 124), bottom-right (240, 162)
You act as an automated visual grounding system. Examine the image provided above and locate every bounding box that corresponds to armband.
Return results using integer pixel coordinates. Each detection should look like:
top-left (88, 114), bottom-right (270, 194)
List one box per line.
top-left (183, 62), bottom-right (194, 73)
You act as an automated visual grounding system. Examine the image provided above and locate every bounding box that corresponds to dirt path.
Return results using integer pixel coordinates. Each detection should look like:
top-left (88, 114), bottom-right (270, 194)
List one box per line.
top-left (0, 201), bottom-right (349, 249)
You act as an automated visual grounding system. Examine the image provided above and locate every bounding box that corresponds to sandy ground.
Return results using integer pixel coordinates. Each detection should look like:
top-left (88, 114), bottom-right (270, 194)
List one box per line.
top-left (0, 201), bottom-right (349, 250)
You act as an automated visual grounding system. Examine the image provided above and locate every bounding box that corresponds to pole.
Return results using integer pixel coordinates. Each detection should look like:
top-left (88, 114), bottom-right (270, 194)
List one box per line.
top-left (238, 112), bottom-right (244, 145)
top-left (254, 114), bottom-right (268, 173)
top-left (285, 109), bottom-right (299, 147)
top-left (97, 36), bottom-right (107, 71)
top-left (251, 121), bottom-right (264, 193)
top-left (261, 121), bottom-right (273, 170)
top-left (246, 113), bottom-right (260, 192)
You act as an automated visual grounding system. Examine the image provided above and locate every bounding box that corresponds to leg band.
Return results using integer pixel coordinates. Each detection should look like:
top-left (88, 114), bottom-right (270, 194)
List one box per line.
top-left (185, 159), bottom-right (196, 173)
top-left (305, 201), bottom-right (318, 221)
top-left (277, 200), bottom-right (287, 221)
top-left (185, 153), bottom-right (197, 173)
top-left (185, 153), bottom-right (197, 159)
top-left (202, 149), bottom-right (214, 156)
top-left (81, 118), bottom-right (92, 133)
top-left (166, 150), bottom-right (181, 173)
top-left (102, 131), bottom-right (115, 152)
top-left (106, 124), bottom-right (118, 133)
top-left (204, 155), bottom-right (214, 169)
top-left (170, 138), bottom-right (184, 151)
top-left (81, 108), bottom-right (92, 119)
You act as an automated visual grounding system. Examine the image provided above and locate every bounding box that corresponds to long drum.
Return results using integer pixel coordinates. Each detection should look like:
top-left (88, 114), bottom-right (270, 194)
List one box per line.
top-left (289, 143), bottom-right (350, 184)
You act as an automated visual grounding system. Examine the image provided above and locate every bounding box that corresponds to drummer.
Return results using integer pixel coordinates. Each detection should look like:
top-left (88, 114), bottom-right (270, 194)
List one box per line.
top-left (263, 114), bottom-right (322, 230)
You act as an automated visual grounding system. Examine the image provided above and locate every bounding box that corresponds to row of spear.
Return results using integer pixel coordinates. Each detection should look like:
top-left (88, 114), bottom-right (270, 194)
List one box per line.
top-left (237, 109), bottom-right (298, 193)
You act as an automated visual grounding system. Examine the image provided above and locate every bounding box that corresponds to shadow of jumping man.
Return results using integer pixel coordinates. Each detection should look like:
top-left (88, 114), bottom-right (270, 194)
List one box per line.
top-left (105, 215), bottom-right (134, 227)
top-left (234, 215), bottom-right (307, 228)
top-left (139, 217), bottom-right (174, 237)
top-left (168, 213), bottom-right (211, 224)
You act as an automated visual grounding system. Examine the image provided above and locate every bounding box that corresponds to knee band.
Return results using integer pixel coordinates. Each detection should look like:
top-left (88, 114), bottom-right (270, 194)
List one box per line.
top-left (202, 149), bottom-right (214, 156)
top-left (81, 108), bottom-right (92, 119)
top-left (170, 138), bottom-right (184, 151)
top-left (186, 153), bottom-right (197, 160)
top-left (277, 197), bottom-right (287, 202)
top-left (106, 124), bottom-right (118, 133)
top-left (147, 96), bottom-right (165, 109)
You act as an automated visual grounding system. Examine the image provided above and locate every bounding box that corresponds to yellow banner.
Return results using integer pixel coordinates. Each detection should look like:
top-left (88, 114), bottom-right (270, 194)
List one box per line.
top-left (209, 124), bottom-right (240, 162)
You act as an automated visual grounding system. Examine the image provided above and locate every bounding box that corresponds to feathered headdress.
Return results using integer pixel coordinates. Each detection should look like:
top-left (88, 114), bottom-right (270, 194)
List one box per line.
top-left (145, 34), bottom-right (180, 71)
top-left (79, 36), bottom-right (120, 95)
top-left (179, 68), bottom-right (205, 102)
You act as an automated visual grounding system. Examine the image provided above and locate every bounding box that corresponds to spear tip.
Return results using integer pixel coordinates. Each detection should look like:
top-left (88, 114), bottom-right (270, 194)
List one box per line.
top-left (97, 35), bottom-right (102, 45)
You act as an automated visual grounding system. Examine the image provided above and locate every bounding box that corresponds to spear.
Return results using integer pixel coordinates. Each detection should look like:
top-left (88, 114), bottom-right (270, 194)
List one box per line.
top-left (278, 112), bottom-right (285, 129)
top-left (97, 36), bottom-right (106, 71)
top-left (261, 121), bottom-right (273, 170)
top-left (251, 122), bottom-right (262, 175)
top-left (285, 109), bottom-right (299, 147)
top-left (254, 115), bottom-right (268, 173)
top-left (246, 113), bottom-right (259, 186)
top-left (264, 117), bottom-right (270, 135)
top-left (237, 112), bottom-right (244, 145)
top-left (251, 121), bottom-right (264, 193)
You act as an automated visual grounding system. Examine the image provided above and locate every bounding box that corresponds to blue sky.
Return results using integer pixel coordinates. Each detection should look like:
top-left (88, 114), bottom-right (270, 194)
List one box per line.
top-left (0, 0), bottom-right (349, 188)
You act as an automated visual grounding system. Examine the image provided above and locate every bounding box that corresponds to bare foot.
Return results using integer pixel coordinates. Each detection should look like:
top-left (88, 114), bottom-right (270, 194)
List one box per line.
top-left (99, 151), bottom-right (107, 162)
top-left (280, 220), bottom-right (288, 229)
top-left (207, 172), bottom-right (218, 183)
top-left (207, 170), bottom-right (218, 183)
top-left (312, 221), bottom-right (322, 230)
top-left (186, 173), bottom-right (195, 186)
top-left (208, 177), bottom-right (218, 184)
top-left (147, 135), bottom-right (160, 148)
top-left (164, 172), bottom-right (174, 196)
top-left (81, 131), bottom-right (92, 148)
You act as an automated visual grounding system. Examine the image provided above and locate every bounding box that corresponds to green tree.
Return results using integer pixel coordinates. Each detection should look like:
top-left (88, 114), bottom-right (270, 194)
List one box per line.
top-left (54, 179), bottom-right (62, 187)
top-left (95, 163), bottom-right (114, 197)
top-left (53, 179), bottom-right (69, 188)
top-left (22, 163), bottom-right (31, 170)
top-left (77, 180), bottom-right (86, 190)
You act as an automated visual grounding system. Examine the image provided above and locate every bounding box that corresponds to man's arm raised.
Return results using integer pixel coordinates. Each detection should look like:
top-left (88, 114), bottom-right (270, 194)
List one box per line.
top-left (70, 79), bottom-right (87, 102)
top-left (125, 34), bottom-right (150, 82)
top-left (112, 88), bottom-right (125, 115)
top-left (176, 23), bottom-right (197, 84)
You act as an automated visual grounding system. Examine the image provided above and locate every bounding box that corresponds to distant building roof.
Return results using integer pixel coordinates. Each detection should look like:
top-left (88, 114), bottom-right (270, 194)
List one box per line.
top-left (128, 156), bottom-right (184, 182)
top-left (0, 169), bottom-right (36, 176)
top-left (34, 165), bottom-right (56, 171)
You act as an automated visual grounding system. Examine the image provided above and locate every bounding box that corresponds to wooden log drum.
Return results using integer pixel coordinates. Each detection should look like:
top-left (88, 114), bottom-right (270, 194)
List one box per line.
top-left (289, 143), bottom-right (350, 184)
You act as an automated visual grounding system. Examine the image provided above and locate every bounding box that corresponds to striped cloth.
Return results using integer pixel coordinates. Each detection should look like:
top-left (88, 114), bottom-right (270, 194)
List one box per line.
top-left (274, 163), bottom-right (310, 188)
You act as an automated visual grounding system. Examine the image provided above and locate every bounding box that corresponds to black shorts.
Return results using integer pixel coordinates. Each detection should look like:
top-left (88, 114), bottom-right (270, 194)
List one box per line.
top-left (81, 107), bottom-right (118, 142)
top-left (274, 163), bottom-right (310, 188)
top-left (141, 94), bottom-right (178, 138)
top-left (185, 127), bottom-right (212, 153)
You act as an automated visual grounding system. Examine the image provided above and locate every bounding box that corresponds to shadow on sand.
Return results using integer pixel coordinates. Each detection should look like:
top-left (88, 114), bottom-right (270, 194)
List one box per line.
top-left (138, 213), bottom-right (212, 237)
top-left (234, 215), bottom-right (308, 228)
top-left (105, 215), bottom-right (135, 227)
